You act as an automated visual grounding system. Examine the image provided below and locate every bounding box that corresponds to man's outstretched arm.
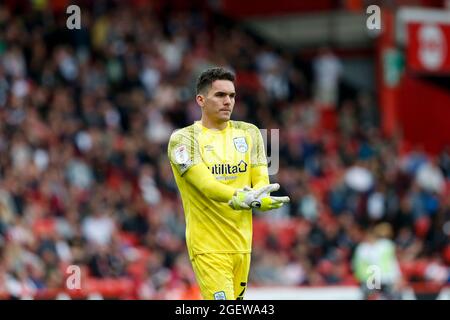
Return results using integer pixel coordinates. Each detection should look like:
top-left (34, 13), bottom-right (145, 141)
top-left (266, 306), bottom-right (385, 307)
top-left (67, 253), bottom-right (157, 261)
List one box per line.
top-left (184, 163), bottom-right (284, 211)
top-left (184, 163), bottom-right (236, 203)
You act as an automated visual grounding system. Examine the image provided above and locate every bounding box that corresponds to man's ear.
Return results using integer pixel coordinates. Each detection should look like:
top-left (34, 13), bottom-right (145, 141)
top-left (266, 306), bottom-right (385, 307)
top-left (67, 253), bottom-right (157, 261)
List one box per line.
top-left (196, 94), bottom-right (205, 107)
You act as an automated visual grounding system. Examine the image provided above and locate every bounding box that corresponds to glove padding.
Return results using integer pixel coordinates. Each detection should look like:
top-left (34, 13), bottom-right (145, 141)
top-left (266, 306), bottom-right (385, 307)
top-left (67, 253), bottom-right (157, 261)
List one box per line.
top-left (228, 183), bottom-right (290, 211)
top-left (251, 184), bottom-right (290, 211)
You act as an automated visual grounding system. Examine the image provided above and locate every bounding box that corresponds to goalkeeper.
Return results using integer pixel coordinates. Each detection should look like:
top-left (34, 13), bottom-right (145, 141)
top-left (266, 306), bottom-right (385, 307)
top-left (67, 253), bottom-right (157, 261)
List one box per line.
top-left (167, 67), bottom-right (290, 300)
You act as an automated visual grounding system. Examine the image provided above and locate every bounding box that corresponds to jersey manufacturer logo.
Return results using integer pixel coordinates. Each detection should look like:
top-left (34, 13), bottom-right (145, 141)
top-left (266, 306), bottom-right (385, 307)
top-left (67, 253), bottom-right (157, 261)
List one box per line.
top-left (233, 137), bottom-right (248, 153)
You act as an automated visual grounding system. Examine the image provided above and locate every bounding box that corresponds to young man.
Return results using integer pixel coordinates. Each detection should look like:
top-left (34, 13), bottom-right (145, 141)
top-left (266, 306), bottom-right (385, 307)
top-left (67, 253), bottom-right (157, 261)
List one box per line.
top-left (167, 67), bottom-right (290, 300)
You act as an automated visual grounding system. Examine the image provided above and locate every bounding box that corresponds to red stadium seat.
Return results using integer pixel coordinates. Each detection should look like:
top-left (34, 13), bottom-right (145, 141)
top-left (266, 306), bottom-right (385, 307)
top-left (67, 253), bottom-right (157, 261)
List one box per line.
top-left (119, 231), bottom-right (140, 246)
top-left (127, 261), bottom-right (147, 279)
top-left (276, 222), bottom-right (298, 250)
top-left (235, 71), bottom-right (262, 92)
top-left (443, 245), bottom-right (450, 265)
top-left (252, 218), bottom-right (270, 247)
top-left (33, 218), bottom-right (56, 238)
top-left (413, 260), bottom-right (429, 278)
top-left (400, 261), bottom-right (416, 279)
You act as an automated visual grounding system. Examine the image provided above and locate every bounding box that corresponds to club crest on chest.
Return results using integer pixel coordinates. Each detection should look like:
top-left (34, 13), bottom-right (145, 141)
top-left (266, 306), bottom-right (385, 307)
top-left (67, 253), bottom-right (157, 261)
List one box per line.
top-left (233, 137), bottom-right (248, 153)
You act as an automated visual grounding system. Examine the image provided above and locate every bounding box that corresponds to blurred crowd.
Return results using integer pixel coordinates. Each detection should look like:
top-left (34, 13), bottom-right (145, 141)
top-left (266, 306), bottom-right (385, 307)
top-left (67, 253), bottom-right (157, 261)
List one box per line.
top-left (0, 1), bottom-right (449, 299)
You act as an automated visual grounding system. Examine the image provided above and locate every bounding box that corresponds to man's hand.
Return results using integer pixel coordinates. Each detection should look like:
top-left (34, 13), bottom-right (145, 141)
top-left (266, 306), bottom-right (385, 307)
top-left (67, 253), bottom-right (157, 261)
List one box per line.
top-left (253, 183), bottom-right (290, 211)
top-left (228, 183), bottom-right (290, 211)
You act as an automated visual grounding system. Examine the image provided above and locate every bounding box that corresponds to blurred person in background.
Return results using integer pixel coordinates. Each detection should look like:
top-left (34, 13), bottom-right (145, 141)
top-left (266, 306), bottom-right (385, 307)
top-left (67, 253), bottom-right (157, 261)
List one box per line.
top-left (353, 223), bottom-right (405, 299)
top-left (313, 47), bottom-right (342, 110)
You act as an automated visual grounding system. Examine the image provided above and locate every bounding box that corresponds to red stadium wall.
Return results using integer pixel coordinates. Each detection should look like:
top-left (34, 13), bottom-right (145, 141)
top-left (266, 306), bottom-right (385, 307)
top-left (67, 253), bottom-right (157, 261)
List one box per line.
top-left (377, 9), bottom-right (450, 155)
top-left (397, 76), bottom-right (450, 154)
top-left (219, 0), bottom-right (335, 18)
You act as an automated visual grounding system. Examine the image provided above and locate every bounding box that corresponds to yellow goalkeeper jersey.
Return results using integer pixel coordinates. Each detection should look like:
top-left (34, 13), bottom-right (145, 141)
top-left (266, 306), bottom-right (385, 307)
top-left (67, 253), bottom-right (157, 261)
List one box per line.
top-left (168, 120), bottom-right (269, 258)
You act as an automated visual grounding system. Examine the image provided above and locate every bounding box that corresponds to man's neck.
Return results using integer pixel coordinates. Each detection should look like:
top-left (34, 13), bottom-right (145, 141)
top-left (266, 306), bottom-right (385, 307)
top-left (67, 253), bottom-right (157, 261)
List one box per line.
top-left (200, 117), bottom-right (228, 131)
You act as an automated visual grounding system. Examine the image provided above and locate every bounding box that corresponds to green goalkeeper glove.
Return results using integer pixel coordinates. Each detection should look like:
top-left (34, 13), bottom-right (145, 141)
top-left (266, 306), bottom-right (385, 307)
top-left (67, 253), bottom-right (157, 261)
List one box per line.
top-left (228, 183), bottom-right (290, 211)
top-left (254, 183), bottom-right (290, 211)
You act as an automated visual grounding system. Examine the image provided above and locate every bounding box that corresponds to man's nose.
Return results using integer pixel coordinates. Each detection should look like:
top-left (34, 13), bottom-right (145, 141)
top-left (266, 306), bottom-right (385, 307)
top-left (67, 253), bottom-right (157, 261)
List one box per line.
top-left (224, 95), bottom-right (231, 105)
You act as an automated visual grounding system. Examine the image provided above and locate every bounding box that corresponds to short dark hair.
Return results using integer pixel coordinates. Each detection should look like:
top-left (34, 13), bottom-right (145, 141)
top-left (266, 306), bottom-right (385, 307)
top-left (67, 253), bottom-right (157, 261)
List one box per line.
top-left (196, 67), bottom-right (235, 95)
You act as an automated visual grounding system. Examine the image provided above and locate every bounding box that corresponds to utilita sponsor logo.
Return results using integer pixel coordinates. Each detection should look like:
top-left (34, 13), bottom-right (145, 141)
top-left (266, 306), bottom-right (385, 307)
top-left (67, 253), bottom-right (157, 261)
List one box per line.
top-left (209, 161), bottom-right (247, 175)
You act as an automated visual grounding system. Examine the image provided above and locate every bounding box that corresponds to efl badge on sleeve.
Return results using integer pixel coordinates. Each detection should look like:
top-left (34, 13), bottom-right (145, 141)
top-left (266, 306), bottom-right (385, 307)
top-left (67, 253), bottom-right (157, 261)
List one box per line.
top-left (174, 145), bottom-right (189, 164)
top-left (233, 137), bottom-right (248, 153)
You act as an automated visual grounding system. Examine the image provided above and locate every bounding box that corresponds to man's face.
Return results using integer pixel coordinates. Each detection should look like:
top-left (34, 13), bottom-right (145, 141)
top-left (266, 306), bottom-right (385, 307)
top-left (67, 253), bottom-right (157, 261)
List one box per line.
top-left (197, 80), bottom-right (236, 124)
